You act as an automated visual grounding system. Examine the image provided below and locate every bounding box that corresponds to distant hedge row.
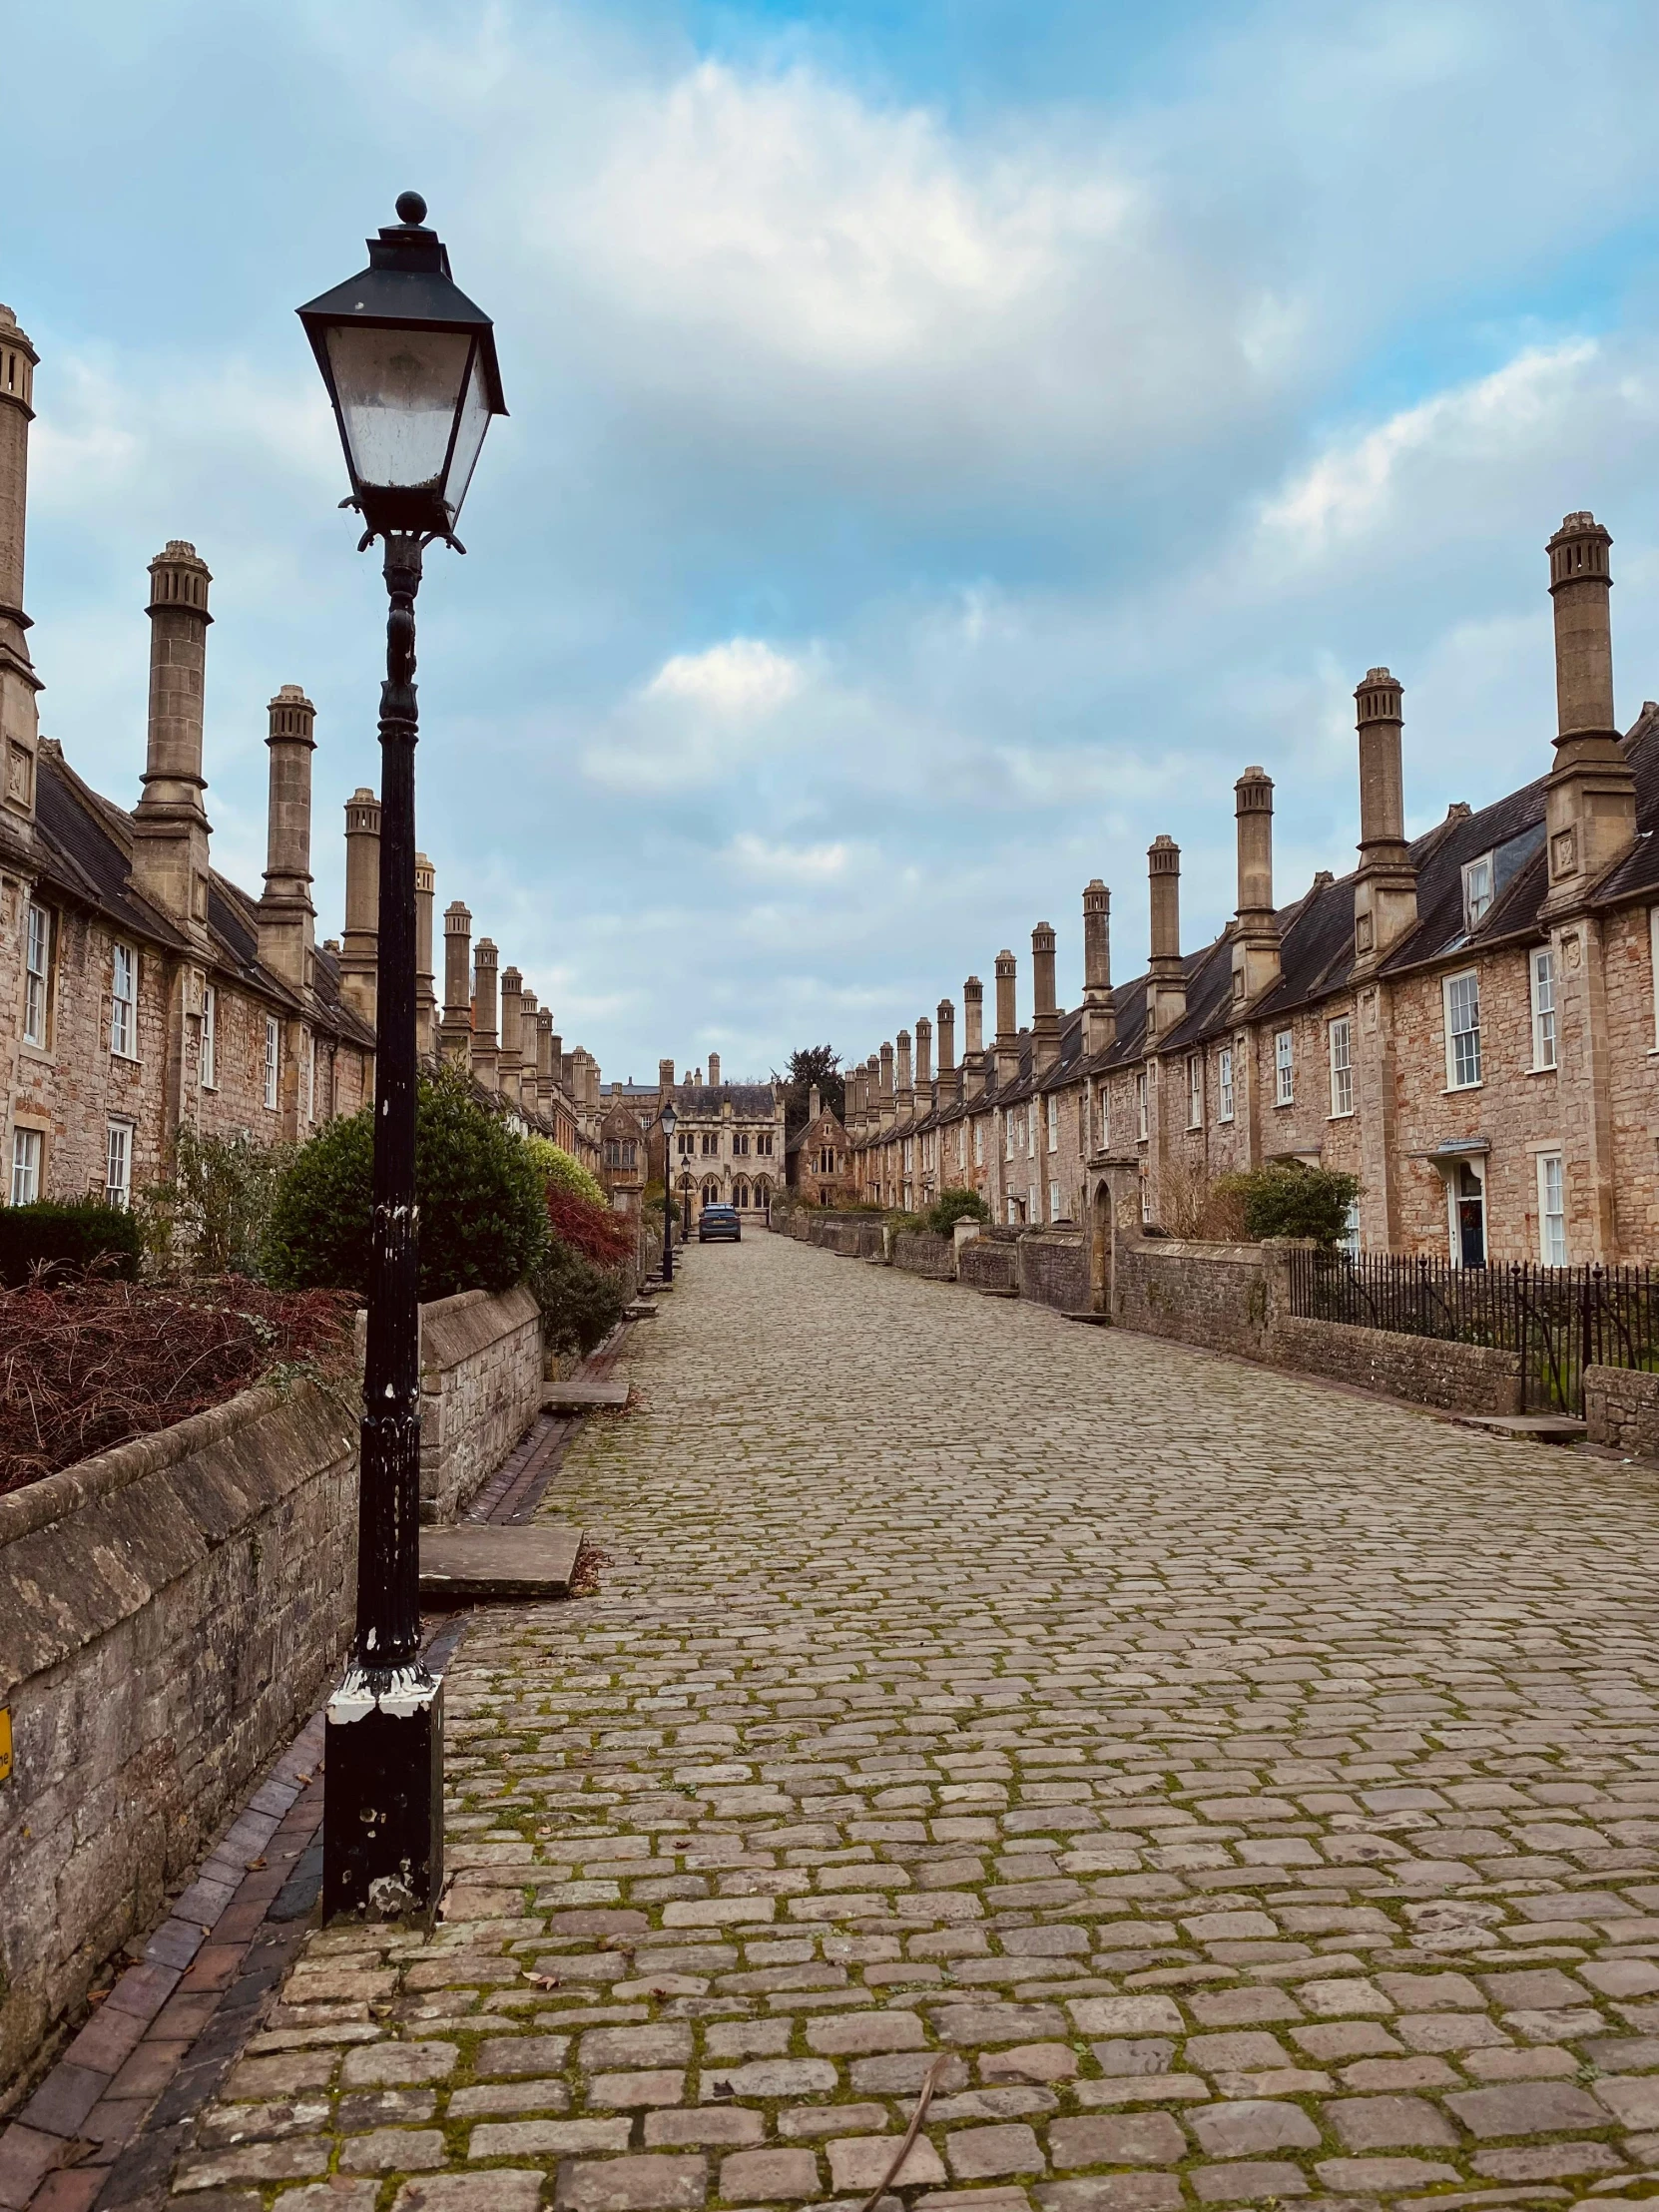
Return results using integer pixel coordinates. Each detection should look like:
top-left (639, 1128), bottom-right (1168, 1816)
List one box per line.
top-left (0, 1199), bottom-right (142, 1289)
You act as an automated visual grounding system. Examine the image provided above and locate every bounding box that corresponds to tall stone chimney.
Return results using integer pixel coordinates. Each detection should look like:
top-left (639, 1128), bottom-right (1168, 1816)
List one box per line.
top-left (963, 977), bottom-right (985, 1097)
top-left (915, 1014), bottom-right (933, 1101)
top-left (879, 1041), bottom-right (895, 1131)
top-left (936, 997), bottom-right (959, 1103)
top-left (659, 1057), bottom-right (675, 1101)
top-left (895, 1028), bottom-right (913, 1112)
top-left (1031, 922), bottom-right (1059, 1073)
top-left (809, 1084), bottom-right (822, 1122)
top-left (864, 1054), bottom-right (879, 1134)
top-left (1146, 835), bottom-right (1186, 1039)
top-left (538, 1010), bottom-right (557, 1107)
top-left (0, 305), bottom-right (41, 866)
top-left (994, 950), bottom-right (1019, 1083)
top-left (338, 788), bottom-right (380, 1027)
top-left (1543, 510), bottom-right (1636, 911)
top-left (132, 541), bottom-right (213, 932)
top-left (472, 937), bottom-right (500, 1090)
top-left (1231, 768), bottom-right (1281, 1005)
top-left (1352, 668), bottom-right (1418, 970)
top-left (415, 854), bottom-right (437, 1054)
top-left (441, 900), bottom-right (472, 1062)
top-left (1082, 880), bottom-right (1114, 1053)
top-left (518, 988), bottom-right (539, 1110)
top-left (499, 966), bottom-right (524, 1103)
top-left (708, 1050), bottom-right (721, 1089)
top-left (257, 686), bottom-right (315, 989)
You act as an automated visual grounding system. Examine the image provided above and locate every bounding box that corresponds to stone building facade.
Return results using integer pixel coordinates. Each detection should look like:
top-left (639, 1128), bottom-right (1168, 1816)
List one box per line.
top-left (848, 507), bottom-right (1659, 1272)
top-left (0, 302), bottom-right (603, 1211)
top-left (648, 1053), bottom-right (786, 1223)
top-left (786, 1086), bottom-right (855, 1207)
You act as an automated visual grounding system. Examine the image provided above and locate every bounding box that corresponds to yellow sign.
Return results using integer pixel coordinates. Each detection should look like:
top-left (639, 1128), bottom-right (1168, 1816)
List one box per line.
top-left (0, 1709), bottom-right (11, 1785)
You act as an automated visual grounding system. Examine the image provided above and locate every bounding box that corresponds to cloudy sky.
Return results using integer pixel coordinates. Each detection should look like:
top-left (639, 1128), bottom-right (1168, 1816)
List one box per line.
top-left (10, 1), bottom-right (1659, 1083)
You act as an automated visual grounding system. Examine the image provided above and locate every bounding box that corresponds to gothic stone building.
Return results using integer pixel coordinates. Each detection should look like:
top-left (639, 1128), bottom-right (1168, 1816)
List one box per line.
top-left (648, 1053), bottom-right (785, 1221)
top-left (786, 1087), bottom-right (855, 1207)
top-left (0, 302), bottom-right (602, 1209)
top-left (848, 508), bottom-right (1659, 1272)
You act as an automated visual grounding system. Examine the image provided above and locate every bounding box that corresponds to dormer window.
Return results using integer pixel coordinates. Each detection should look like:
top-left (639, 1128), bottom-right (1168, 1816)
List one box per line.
top-left (1462, 853), bottom-right (1493, 930)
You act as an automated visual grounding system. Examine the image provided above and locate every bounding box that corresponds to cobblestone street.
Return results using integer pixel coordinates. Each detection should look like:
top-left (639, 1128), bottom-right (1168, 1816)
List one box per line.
top-left (172, 1230), bottom-right (1659, 2210)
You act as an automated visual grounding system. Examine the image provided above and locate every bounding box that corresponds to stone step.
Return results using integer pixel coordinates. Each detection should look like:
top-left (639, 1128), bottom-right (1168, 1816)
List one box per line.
top-left (544, 1377), bottom-right (632, 1409)
top-left (623, 1302), bottom-right (660, 1321)
top-left (1062, 1310), bottom-right (1112, 1325)
top-left (1457, 1411), bottom-right (1588, 1445)
top-left (976, 1287), bottom-right (1020, 1300)
top-left (419, 1522), bottom-right (583, 1603)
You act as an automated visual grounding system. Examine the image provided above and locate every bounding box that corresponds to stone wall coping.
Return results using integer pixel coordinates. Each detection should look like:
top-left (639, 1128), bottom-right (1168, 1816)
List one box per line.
top-left (417, 1282), bottom-right (541, 1376)
top-left (1132, 1236), bottom-right (1266, 1265)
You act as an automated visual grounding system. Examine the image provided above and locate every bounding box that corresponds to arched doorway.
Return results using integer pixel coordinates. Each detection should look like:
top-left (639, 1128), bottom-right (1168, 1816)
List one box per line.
top-left (1090, 1178), bottom-right (1113, 1316)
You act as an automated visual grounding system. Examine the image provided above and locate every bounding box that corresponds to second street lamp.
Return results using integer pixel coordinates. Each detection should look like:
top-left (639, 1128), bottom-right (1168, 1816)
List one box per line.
top-left (660, 1100), bottom-right (677, 1284)
top-left (298, 194), bottom-right (507, 1921)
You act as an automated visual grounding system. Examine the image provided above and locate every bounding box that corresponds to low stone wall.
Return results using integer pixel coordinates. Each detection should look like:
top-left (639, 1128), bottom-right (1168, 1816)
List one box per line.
top-left (1115, 1237), bottom-right (1272, 1358)
top-left (959, 1235), bottom-right (1017, 1294)
top-left (1275, 1314), bottom-right (1523, 1415)
top-left (1586, 1365), bottom-right (1659, 1458)
top-left (1017, 1229), bottom-right (1088, 1314)
top-left (893, 1230), bottom-right (955, 1280)
top-left (0, 1379), bottom-right (357, 2092)
top-left (418, 1286), bottom-right (544, 1524)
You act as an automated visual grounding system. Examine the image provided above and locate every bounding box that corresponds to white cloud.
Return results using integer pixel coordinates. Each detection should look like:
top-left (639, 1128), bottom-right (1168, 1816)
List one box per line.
top-left (582, 638), bottom-right (816, 790)
top-left (728, 831), bottom-right (853, 881)
top-left (643, 637), bottom-right (806, 715)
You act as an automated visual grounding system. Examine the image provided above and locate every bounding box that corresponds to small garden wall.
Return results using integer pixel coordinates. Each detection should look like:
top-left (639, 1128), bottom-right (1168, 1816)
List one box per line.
top-left (1586, 1365), bottom-right (1659, 1458)
top-left (1115, 1238), bottom-right (1273, 1359)
top-left (415, 1285), bottom-right (544, 1523)
top-left (958, 1233), bottom-right (1017, 1294)
top-left (1275, 1314), bottom-right (1522, 1415)
top-left (1016, 1229), bottom-right (1088, 1314)
top-left (892, 1230), bottom-right (954, 1280)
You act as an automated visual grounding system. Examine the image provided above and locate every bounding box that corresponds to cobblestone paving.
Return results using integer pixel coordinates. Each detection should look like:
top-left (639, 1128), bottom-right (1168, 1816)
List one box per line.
top-left (167, 1231), bottom-right (1659, 2212)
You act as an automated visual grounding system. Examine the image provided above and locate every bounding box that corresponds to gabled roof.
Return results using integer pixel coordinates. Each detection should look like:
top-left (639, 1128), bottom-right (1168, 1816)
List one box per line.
top-left (671, 1082), bottom-right (779, 1118)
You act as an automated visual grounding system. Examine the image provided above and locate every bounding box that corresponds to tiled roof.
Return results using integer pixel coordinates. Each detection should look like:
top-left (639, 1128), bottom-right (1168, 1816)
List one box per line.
top-left (672, 1083), bottom-right (779, 1118)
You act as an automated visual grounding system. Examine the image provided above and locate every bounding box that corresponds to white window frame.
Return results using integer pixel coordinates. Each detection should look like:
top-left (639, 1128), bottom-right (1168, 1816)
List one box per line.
top-left (956, 1124), bottom-right (966, 1171)
top-left (105, 1121), bottom-right (133, 1210)
top-left (1186, 1054), bottom-right (1202, 1129)
top-left (1341, 1197), bottom-right (1361, 1259)
top-left (24, 902), bottom-right (51, 1047)
top-left (301, 1027), bottom-right (315, 1123)
top-left (111, 942), bottom-right (137, 1059)
top-left (1003, 1110), bottom-right (1014, 1162)
top-left (1530, 946), bottom-right (1557, 1071)
top-left (264, 1015), bottom-right (280, 1112)
top-left (1046, 1095), bottom-right (1058, 1152)
top-left (10, 1126), bottom-right (42, 1206)
top-left (1275, 1028), bottom-right (1294, 1107)
top-left (1218, 1045), bottom-right (1234, 1124)
top-left (1328, 1016), bottom-right (1353, 1118)
top-left (1048, 1178), bottom-right (1061, 1223)
top-left (1444, 969), bottom-right (1482, 1090)
top-left (1135, 1070), bottom-right (1148, 1142)
top-left (973, 1120), bottom-right (983, 1167)
top-left (1462, 853), bottom-right (1494, 930)
top-left (201, 982), bottom-right (217, 1089)
top-left (1537, 1151), bottom-right (1566, 1266)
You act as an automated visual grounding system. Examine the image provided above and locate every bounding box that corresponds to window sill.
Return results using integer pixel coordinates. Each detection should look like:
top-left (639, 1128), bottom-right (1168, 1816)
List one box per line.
top-left (110, 1050), bottom-right (141, 1066)
top-left (1217, 1114), bottom-right (1235, 1126)
top-left (1442, 1082), bottom-right (1483, 1095)
top-left (1328, 1110), bottom-right (1355, 1121)
top-left (1524, 1063), bottom-right (1558, 1077)
top-left (1274, 1099), bottom-right (1294, 1110)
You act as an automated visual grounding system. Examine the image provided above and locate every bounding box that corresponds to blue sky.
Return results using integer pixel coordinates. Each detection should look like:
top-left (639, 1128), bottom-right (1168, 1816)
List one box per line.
top-left (9, 0), bottom-right (1659, 1083)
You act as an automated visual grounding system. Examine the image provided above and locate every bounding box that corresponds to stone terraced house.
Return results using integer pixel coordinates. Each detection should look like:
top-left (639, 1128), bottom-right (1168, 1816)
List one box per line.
top-left (848, 507), bottom-right (1659, 1272)
top-left (0, 302), bottom-right (603, 1210)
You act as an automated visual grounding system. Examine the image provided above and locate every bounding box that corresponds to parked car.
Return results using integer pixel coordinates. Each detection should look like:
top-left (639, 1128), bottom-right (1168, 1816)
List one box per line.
top-left (699, 1204), bottom-right (742, 1244)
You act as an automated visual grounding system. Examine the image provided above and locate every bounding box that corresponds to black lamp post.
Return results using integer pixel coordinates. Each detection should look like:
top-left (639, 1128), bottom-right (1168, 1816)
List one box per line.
top-left (298, 194), bottom-right (506, 1921)
top-left (660, 1100), bottom-right (677, 1285)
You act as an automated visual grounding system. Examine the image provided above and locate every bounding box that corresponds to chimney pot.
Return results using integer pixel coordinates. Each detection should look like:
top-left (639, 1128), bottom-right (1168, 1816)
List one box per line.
top-left (257, 685), bottom-right (316, 989)
top-left (338, 787), bottom-right (381, 1027)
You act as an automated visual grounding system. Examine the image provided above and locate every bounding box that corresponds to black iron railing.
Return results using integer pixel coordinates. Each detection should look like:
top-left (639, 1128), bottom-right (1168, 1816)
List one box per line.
top-left (1287, 1250), bottom-right (1659, 1415)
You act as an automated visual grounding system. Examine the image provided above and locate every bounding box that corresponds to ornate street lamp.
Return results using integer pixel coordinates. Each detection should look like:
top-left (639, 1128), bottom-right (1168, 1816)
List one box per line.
top-left (659, 1099), bottom-right (677, 1285)
top-left (299, 195), bottom-right (506, 1922)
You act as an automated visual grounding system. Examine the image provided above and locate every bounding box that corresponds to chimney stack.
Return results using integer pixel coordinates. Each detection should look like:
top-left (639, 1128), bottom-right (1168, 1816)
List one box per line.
top-left (441, 901), bottom-right (472, 1061)
top-left (1146, 835), bottom-right (1186, 1039)
top-left (338, 788), bottom-right (381, 1026)
top-left (132, 541), bottom-right (213, 931)
top-left (896, 1028), bottom-right (913, 1109)
top-left (0, 305), bottom-right (42, 862)
top-left (879, 1041), bottom-right (895, 1129)
top-left (472, 938), bottom-right (500, 1090)
top-left (936, 997), bottom-right (959, 1103)
top-left (963, 977), bottom-right (985, 1096)
top-left (994, 950), bottom-right (1018, 1083)
top-left (915, 1015), bottom-right (932, 1100)
top-left (1353, 669), bottom-right (1418, 968)
top-left (1031, 922), bottom-right (1059, 1073)
top-left (499, 965), bottom-right (524, 1101)
top-left (537, 1010), bottom-right (556, 1106)
top-left (1082, 880), bottom-right (1115, 1053)
top-left (708, 1051), bottom-right (721, 1089)
top-left (659, 1057), bottom-right (675, 1098)
top-left (809, 1084), bottom-right (822, 1122)
top-left (1543, 510), bottom-right (1637, 910)
top-left (1231, 768), bottom-right (1281, 1004)
top-left (415, 854), bottom-right (437, 1054)
top-left (518, 988), bottom-right (539, 1109)
top-left (257, 686), bottom-right (315, 989)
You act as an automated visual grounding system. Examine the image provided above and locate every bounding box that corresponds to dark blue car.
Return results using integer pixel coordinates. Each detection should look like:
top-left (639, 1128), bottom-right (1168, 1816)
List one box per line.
top-left (699, 1204), bottom-right (742, 1243)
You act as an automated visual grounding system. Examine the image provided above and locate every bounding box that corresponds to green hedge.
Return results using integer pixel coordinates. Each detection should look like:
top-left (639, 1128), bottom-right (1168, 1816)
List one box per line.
top-left (0, 1199), bottom-right (143, 1289)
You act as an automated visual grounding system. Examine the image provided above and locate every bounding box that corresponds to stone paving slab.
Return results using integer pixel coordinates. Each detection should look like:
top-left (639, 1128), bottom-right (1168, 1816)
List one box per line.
top-left (420, 1524), bottom-right (584, 1603)
top-left (159, 1231), bottom-right (1659, 2209)
top-left (546, 1381), bottom-right (634, 1410)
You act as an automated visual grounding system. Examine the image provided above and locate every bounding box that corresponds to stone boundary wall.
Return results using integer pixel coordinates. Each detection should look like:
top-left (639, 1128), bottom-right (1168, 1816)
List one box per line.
top-left (1275, 1313), bottom-right (1523, 1415)
top-left (958, 1237), bottom-right (1017, 1294)
top-left (1116, 1238), bottom-right (1272, 1359)
top-left (893, 1230), bottom-right (955, 1280)
top-left (776, 1207), bottom-right (884, 1260)
top-left (0, 1379), bottom-right (357, 2091)
top-left (1017, 1230), bottom-right (1089, 1314)
top-left (1586, 1364), bottom-right (1659, 1458)
top-left (417, 1286), bottom-right (544, 1524)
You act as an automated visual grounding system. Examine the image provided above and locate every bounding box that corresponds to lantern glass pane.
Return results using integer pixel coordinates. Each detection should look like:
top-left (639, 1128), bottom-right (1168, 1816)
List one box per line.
top-left (444, 345), bottom-right (493, 521)
top-left (324, 323), bottom-right (471, 493)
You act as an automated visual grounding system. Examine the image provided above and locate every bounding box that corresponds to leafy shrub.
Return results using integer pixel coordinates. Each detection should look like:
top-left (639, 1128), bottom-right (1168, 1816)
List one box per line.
top-left (263, 1064), bottom-right (548, 1298)
top-left (143, 1127), bottom-right (288, 1277)
top-left (926, 1187), bottom-right (991, 1237)
top-left (884, 1211), bottom-right (927, 1236)
top-left (548, 1184), bottom-right (636, 1267)
top-left (1157, 1159), bottom-right (1248, 1241)
top-left (523, 1136), bottom-right (606, 1209)
top-left (532, 1239), bottom-right (628, 1360)
top-left (0, 1199), bottom-right (143, 1289)
top-left (1224, 1163), bottom-right (1361, 1246)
